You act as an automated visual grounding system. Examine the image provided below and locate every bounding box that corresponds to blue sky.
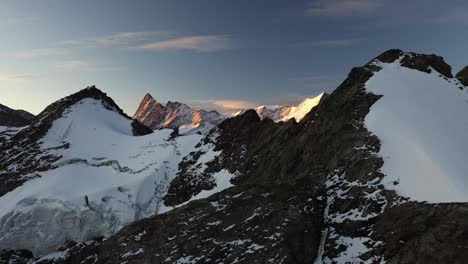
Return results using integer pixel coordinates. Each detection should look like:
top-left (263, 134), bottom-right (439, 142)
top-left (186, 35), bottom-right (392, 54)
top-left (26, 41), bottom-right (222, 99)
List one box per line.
top-left (2, 0), bottom-right (468, 114)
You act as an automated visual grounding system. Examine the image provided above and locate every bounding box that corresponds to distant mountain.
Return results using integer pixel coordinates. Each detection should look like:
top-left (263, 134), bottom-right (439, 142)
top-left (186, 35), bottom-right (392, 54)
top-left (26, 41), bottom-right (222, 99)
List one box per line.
top-left (133, 93), bottom-right (226, 134)
top-left (0, 104), bottom-right (35, 127)
top-left (255, 93), bottom-right (325, 122)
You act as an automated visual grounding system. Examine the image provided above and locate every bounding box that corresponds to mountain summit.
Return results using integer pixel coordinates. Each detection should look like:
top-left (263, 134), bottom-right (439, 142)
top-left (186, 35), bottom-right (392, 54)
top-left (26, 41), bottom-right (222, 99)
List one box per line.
top-left (133, 93), bottom-right (225, 134)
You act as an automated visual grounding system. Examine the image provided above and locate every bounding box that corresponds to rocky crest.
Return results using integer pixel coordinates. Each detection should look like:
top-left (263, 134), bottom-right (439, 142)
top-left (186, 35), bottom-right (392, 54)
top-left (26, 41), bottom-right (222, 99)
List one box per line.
top-left (456, 66), bottom-right (468, 86)
top-left (0, 104), bottom-right (35, 127)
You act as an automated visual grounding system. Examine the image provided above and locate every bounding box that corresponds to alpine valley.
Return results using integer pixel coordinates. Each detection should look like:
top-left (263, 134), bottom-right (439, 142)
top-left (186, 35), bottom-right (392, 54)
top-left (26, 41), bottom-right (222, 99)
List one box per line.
top-left (1, 49), bottom-right (468, 264)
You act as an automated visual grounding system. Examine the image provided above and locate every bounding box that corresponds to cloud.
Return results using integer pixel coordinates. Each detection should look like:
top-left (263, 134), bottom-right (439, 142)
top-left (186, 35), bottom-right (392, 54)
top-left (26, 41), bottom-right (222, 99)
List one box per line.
top-left (55, 60), bottom-right (119, 72)
top-left (12, 48), bottom-right (70, 58)
top-left (189, 99), bottom-right (257, 113)
top-left (135, 35), bottom-right (232, 52)
top-left (307, 0), bottom-right (384, 17)
top-left (302, 38), bottom-right (359, 47)
top-left (0, 74), bottom-right (36, 81)
top-left (63, 31), bottom-right (167, 47)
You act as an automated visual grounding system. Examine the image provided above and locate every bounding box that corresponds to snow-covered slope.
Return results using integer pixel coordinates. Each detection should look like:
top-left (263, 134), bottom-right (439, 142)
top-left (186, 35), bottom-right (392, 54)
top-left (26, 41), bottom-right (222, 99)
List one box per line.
top-left (0, 96), bottom-right (206, 256)
top-left (133, 93), bottom-right (226, 134)
top-left (365, 56), bottom-right (468, 202)
top-left (255, 93), bottom-right (324, 122)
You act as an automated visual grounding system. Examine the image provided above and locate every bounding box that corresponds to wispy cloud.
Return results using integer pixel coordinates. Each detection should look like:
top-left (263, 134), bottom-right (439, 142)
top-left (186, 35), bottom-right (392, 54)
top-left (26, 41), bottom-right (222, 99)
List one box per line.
top-left (12, 48), bottom-right (70, 58)
top-left (63, 31), bottom-right (168, 47)
top-left (302, 38), bottom-right (359, 47)
top-left (190, 99), bottom-right (257, 113)
top-left (135, 35), bottom-right (232, 53)
top-left (307, 0), bottom-right (384, 17)
top-left (0, 74), bottom-right (36, 81)
top-left (55, 60), bottom-right (119, 72)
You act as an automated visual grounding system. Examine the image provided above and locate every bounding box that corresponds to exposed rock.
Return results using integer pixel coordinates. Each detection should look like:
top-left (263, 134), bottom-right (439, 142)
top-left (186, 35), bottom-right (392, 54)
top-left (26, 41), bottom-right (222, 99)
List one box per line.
top-left (456, 66), bottom-right (468, 86)
top-left (375, 203), bottom-right (468, 264)
top-left (374, 49), bottom-right (453, 78)
top-left (0, 104), bottom-right (35, 127)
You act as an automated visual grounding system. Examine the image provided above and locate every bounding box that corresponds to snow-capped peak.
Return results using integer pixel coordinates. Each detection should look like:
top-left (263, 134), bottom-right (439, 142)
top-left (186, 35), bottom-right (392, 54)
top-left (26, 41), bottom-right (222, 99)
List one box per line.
top-left (254, 93), bottom-right (324, 122)
top-left (133, 93), bottom-right (226, 134)
top-left (0, 90), bottom-right (205, 256)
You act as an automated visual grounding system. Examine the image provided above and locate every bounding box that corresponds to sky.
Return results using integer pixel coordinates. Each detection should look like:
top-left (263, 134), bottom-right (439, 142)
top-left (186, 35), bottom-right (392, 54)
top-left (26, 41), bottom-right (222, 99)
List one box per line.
top-left (2, 0), bottom-right (468, 115)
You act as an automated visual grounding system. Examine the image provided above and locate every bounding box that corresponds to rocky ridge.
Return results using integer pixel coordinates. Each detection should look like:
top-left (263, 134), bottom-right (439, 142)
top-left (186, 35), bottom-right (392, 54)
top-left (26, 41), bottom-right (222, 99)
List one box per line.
top-left (0, 104), bottom-right (35, 127)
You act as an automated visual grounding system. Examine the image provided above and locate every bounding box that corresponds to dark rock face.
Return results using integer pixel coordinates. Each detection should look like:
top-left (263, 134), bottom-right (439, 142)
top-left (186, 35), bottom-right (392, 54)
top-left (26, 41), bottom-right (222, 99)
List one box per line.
top-left (0, 249), bottom-right (33, 263)
top-left (0, 104), bottom-right (35, 127)
top-left (456, 66), bottom-right (468, 86)
top-left (375, 203), bottom-right (468, 264)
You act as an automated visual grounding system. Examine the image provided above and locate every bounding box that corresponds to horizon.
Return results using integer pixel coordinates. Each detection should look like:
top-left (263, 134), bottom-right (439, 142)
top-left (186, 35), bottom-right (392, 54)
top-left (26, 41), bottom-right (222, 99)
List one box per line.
top-left (3, 0), bottom-right (468, 115)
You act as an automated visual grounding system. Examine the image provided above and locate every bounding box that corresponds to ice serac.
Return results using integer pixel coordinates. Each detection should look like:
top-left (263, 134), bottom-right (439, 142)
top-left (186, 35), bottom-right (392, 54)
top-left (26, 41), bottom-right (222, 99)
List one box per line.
top-left (0, 104), bottom-right (35, 127)
top-left (255, 92), bottom-right (325, 122)
top-left (0, 86), bottom-right (203, 256)
top-left (132, 93), bottom-right (226, 134)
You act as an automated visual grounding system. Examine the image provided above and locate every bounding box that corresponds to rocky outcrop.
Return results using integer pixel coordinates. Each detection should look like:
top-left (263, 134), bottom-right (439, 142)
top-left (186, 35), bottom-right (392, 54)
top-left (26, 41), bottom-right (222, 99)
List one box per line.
top-left (374, 49), bottom-right (453, 78)
top-left (456, 66), bottom-right (468, 86)
top-left (0, 104), bottom-right (35, 127)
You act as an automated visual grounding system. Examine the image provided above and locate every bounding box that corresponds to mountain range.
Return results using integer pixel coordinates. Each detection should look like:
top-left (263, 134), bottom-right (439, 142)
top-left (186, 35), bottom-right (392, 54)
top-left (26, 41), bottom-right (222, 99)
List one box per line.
top-left (1, 49), bottom-right (468, 263)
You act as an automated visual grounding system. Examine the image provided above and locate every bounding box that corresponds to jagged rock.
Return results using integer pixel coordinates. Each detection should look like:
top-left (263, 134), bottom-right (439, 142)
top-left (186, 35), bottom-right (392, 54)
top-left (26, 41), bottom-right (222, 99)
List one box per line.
top-left (133, 93), bottom-right (225, 134)
top-left (374, 49), bottom-right (453, 78)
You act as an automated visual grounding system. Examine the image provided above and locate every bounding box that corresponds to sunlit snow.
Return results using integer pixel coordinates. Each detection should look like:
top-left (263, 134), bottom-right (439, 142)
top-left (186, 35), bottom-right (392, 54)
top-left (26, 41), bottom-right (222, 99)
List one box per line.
top-left (365, 59), bottom-right (468, 202)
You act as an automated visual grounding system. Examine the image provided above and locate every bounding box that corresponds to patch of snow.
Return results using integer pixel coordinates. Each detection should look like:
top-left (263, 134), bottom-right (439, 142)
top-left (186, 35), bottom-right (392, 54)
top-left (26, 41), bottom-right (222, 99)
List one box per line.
top-left (365, 59), bottom-right (468, 202)
top-left (122, 248), bottom-right (144, 258)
